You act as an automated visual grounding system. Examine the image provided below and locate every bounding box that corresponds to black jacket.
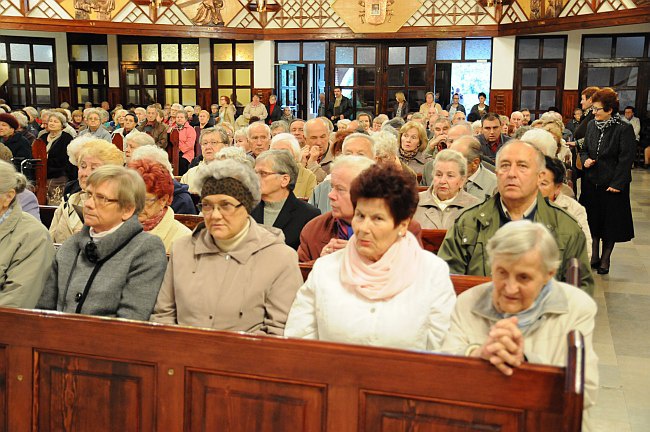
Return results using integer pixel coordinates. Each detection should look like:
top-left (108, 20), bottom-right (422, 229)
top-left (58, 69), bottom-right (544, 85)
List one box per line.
top-left (326, 96), bottom-right (353, 120)
top-left (574, 110), bottom-right (595, 144)
top-left (476, 133), bottom-right (511, 162)
top-left (468, 104), bottom-right (489, 122)
top-left (251, 192), bottom-right (321, 250)
top-left (172, 180), bottom-right (197, 215)
top-left (267, 104), bottom-right (283, 124)
top-left (45, 132), bottom-right (75, 179)
top-left (4, 133), bottom-right (32, 166)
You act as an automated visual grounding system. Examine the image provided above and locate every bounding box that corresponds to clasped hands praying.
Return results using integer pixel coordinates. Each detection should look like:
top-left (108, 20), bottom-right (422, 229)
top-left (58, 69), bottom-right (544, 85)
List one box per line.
top-left (470, 316), bottom-right (525, 376)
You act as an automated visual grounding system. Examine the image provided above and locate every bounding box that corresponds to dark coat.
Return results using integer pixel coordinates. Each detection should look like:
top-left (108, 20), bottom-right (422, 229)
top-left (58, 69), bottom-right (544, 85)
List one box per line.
top-left (327, 96), bottom-right (353, 120)
top-left (468, 104), bottom-right (489, 122)
top-left (46, 131), bottom-right (75, 179)
top-left (574, 110), bottom-right (595, 144)
top-left (251, 192), bottom-right (321, 250)
top-left (267, 103), bottom-right (283, 124)
top-left (445, 103), bottom-right (466, 114)
top-left (393, 101), bottom-right (410, 120)
top-left (172, 180), bottom-right (197, 215)
top-left (476, 133), bottom-right (511, 162)
top-left (137, 121), bottom-right (168, 149)
top-left (4, 133), bottom-right (32, 166)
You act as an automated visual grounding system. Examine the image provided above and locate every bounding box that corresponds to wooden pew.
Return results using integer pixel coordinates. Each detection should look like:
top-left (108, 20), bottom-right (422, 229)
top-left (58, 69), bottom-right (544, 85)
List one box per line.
top-left (31, 138), bottom-right (48, 205)
top-left (39, 205), bottom-right (58, 229)
top-left (0, 308), bottom-right (584, 432)
top-left (421, 228), bottom-right (447, 253)
top-left (169, 128), bottom-right (180, 175)
top-left (112, 133), bottom-right (124, 151)
top-left (174, 213), bottom-right (203, 230)
top-left (417, 185), bottom-right (428, 192)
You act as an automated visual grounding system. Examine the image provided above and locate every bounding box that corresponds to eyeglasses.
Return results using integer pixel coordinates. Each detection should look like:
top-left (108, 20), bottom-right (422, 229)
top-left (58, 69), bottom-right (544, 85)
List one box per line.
top-left (144, 197), bottom-right (158, 206)
top-left (83, 191), bottom-right (119, 207)
top-left (255, 170), bottom-right (284, 178)
top-left (592, 107), bottom-right (605, 113)
top-left (201, 140), bottom-right (225, 147)
top-left (198, 201), bottom-right (243, 216)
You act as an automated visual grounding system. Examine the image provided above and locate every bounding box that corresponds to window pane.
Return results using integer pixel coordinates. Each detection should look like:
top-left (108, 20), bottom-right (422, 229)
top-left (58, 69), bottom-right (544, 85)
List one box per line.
top-left (583, 37), bottom-right (612, 59)
top-left (161, 44), bottom-right (179, 62)
top-left (355, 89), bottom-right (375, 109)
top-left (387, 68), bottom-right (404, 87)
top-left (586, 67), bottom-right (610, 87)
top-left (615, 37), bottom-right (645, 58)
top-left (235, 43), bottom-right (254, 61)
top-left (141, 44), bottom-right (159, 62)
top-left (613, 67), bottom-right (638, 87)
top-left (341, 88), bottom-right (353, 99)
top-left (388, 47), bottom-right (406, 65)
top-left (71, 45), bottom-right (89, 62)
top-left (235, 69), bottom-right (250, 86)
top-left (437, 40), bottom-right (462, 60)
top-left (144, 88), bottom-right (156, 105)
top-left (335, 67), bottom-right (354, 86)
top-left (409, 66), bottom-right (426, 86)
top-left (143, 69), bottom-right (157, 86)
top-left (11, 67), bottom-right (25, 84)
top-left (92, 71), bottom-right (99, 84)
top-left (76, 70), bottom-right (88, 85)
top-left (521, 68), bottom-right (538, 86)
top-left (520, 90), bottom-right (536, 109)
top-left (77, 88), bottom-right (88, 104)
top-left (165, 69), bottom-right (179, 85)
top-left (33, 44), bottom-right (53, 62)
top-left (302, 42), bottom-right (326, 61)
top-left (539, 90), bottom-right (555, 110)
top-left (213, 44), bottom-right (232, 61)
top-left (618, 90), bottom-right (636, 109)
top-left (126, 69), bottom-right (140, 85)
top-left (542, 39), bottom-right (564, 59)
top-left (357, 68), bottom-right (376, 86)
top-left (217, 88), bottom-right (233, 100)
top-left (217, 69), bottom-right (232, 86)
top-left (92, 45), bottom-right (108, 61)
top-left (33, 69), bottom-right (50, 85)
top-left (335, 47), bottom-right (354, 64)
top-left (181, 44), bottom-right (199, 62)
top-left (356, 47), bottom-right (376, 65)
top-left (182, 89), bottom-right (196, 105)
top-left (518, 39), bottom-right (539, 59)
top-left (277, 42), bottom-right (300, 62)
top-left (182, 68), bottom-right (196, 85)
top-left (409, 46), bottom-right (427, 64)
top-left (236, 89), bottom-right (251, 104)
top-left (10, 43), bottom-right (31, 61)
top-left (35, 87), bottom-right (51, 104)
top-left (465, 39), bottom-right (492, 60)
top-left (92, 89), bottom-right (100, 103)
top-left (540, 68), bottom-right (557, 86)
top-left (0, 43), bottom-right (5, 61)
top-left (165, 88), bottom-right (179, 104)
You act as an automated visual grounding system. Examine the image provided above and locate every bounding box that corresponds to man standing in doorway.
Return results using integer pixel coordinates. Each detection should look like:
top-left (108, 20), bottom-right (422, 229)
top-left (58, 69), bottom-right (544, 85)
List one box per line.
top-left (327, 87), bottom-right (353, 122)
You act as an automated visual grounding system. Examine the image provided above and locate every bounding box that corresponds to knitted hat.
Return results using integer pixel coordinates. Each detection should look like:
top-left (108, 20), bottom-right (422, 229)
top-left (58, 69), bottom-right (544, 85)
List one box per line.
top-left (201, 177), bottom-right (255, 213)
top-left (0, 113), bottom-right (18, 130)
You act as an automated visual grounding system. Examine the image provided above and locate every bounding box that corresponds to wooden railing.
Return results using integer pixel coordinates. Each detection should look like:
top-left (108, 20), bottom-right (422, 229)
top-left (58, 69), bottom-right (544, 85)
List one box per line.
top-left (0, 308), bottom-right (584, 432)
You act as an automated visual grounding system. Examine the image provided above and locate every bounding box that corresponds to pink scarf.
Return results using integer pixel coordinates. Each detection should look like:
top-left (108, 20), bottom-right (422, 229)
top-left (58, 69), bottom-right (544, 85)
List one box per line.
top-left (340, 231), bottom-right (422, 301)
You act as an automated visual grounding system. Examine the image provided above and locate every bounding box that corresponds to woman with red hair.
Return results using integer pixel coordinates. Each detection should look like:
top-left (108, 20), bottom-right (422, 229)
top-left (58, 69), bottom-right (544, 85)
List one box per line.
top-left (218, 95), bottom-right (236, 127)
top-left (128, 159), bottom-right (191, 253)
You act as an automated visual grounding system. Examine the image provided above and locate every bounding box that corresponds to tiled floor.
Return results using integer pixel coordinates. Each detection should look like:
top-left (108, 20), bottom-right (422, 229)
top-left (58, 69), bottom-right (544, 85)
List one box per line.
top-left (590, 168), bottom-right (650, 432)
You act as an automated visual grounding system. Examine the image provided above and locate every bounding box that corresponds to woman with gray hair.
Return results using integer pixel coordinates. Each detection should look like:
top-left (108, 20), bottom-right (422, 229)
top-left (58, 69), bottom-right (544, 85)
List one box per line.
top-left (270, 132), bottom-right (317, 199)
top-left (44, 110), bottom-right (76, 205)
top-left (0, 160), bottom-right (54, 308)
top-left (181, 127), bottom-right (229, 194)
top-left (251, 150), bottom-right (320, 250)
top-left (413, 149), bottom-right (480, 229)
top-left (78, 108), bottom-right (111, 142)
top-left (37, 165), bottom-right (167, 321)
top-left (441, 220), bottom-right (598, 431)
top-left (151, 158), bottom-right (303, 335)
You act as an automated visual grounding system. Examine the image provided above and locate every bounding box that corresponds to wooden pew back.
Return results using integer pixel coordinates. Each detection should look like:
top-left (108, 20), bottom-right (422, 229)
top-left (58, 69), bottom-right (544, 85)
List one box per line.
top-left (39, 205), bottom-right (58, 229)
top-left (0, 308), bottom-right (583, 432)
top-left (31, 138), bottom-right (48, 204)
top-left (174, 213), bottom-right (203, 230)
top-left (421, 228), bottom-right (447, 253)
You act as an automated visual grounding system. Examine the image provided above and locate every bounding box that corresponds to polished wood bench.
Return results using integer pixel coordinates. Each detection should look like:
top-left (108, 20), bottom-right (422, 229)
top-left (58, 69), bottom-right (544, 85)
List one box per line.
top-left (421, 228), bottom-right (447, 253)
top-left (174, 213), bottom-right (203, 230)
top-left (39, 205), bottom-right (58, 229)
top-left (0, 308), bottom-right (584, 432)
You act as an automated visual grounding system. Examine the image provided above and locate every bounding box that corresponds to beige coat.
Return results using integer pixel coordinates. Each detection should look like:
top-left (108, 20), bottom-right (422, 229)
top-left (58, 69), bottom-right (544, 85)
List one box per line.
top-left (151, 217), bottom-right (303, 335)
top-left (149, 208), bottom-right (191, 254)
top-left (49, 191), bottom-right (84, 244)
top-left (554, 193), bottom-right (592, 259)
top-left (294, 166), bottom-right (317, 199)
top-left (441, 280), bottom-right (598, 432)
top-left (414, 189), bottom-right (480, 230)
top-left (0, 201), bottom-right (55, 308)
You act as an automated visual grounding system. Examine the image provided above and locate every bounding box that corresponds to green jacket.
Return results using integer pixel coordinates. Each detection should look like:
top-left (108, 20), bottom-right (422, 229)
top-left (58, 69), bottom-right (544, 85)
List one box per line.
top-left (437, 193), bottom-right (594, 296)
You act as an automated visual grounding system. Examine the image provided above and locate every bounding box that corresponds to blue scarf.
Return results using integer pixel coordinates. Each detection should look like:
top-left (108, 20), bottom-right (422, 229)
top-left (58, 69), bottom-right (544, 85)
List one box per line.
top-left (498, 279), bottom-right (553, 332)
top-left (0, 206), bottom-right (13, 226)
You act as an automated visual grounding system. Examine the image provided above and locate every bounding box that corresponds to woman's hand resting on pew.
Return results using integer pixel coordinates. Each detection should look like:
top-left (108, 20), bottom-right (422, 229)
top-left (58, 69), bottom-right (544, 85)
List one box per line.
top-left (469, 317), bottom-right (525, 376)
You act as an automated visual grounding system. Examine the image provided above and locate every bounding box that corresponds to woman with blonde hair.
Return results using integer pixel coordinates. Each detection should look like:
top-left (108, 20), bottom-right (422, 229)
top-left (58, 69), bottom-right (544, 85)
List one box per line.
top-left (393, 91), bottom-right (409, 120)
top-left (398, 120), bottom-right (431, 175)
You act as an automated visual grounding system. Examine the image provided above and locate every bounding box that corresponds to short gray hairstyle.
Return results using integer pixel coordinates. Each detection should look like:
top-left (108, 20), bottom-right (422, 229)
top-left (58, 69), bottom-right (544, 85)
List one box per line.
top-left (48, 111), bottom-right (68, 127)
top-left (67, 136), bottom-right (98, 165)
top-left (270, 133), bottom-right (301, 160)
top-left (521, 128), bottom-right (557, 157)
top-left (342, 133), bottom-right (376, 157)
top-left (200, 127), bottom-right (228, 146)
top-left (87, 165), bottom-right (146, 214)
top-left (126, 131), bottom-right (156, 149)
top-left (256, 149), bottom-right (299, 191)
top-left (372, 131), bottom-right (399, 158)
top-left (192, 158), bottom-right (261, 207)
top-left (247, 122), bottom-right (271, 139)
top-left (330, 155), bottom-right (376, 178)
top-left (215, 146), bottom-right (253, 167)
top-left (234, 127), bottom-right (248, 141)
top-left (0, 159), bottom-right (27, 195)
top-left (374, 114), bottom-right (389, 125)
top-left (486, 220), bottom-right (560, 274)
top-left (495, 140), bottom-right (546, 173)
top-left (382, 117), bottom-right (405, 131)
top-left (23, 106), bottom-right (38, 120)
top-left (270, 120), bottom-right (289, 134)
top-left (450, 135), bottom-right (482, 164)
top-left (513, 125), bottom-right (533, 140)
top-left (171, 103), bottom-right (183, 111)
top-left (471, 120), bottom-right (482, 134)
top-left (84, 108), bottom-right (102, 120)
top-left (432, 149), bottom-right (468, 177)
top-left (131, 145), bottom-right (173, 174)
top-left (12, 111), bottom-right (28, 128)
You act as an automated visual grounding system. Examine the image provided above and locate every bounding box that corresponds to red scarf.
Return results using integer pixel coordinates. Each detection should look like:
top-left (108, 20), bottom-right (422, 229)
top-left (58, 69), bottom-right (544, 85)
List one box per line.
top-left (142, 207), bottom-right (167, 232)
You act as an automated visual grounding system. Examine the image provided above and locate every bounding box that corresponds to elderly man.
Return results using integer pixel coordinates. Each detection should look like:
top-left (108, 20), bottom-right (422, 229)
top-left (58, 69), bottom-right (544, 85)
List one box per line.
top-left (425, 117), bottom-right (452, 156)
top-left (451, 111), bottom-right (466, 125)
top-left (270, 133), bottom-right (317, 199)
top-left (134, 107), bottom-right (147, 126)
top-left (302, 118), bottom-right (334, 183)
top-left (356, 112), bottom-right (372, 132)
top-left (270, 120), bottom-right (290, 137)
top-left (510, 111), bottom-right (524, 133)
top-left (438, 140), bottom-right (594, 295)
top-left (289, 118), bottom-right (306, 147)
top-left (520, 108), bottom-right (531, 126)
top-left (137, 105), bottom-right (168, 149)
top-left (476, 113), bottom-right (511, 163)
top-left (449, 136), bottom-right (497, 202)
top-left (248, 122), bottom-right (271, 159)
top-left (251, 150), bottom-right (321, 250)
top-left (422, 123), bottom-right (472, 186)
top-left (298, 155), bottom-right (422, 263)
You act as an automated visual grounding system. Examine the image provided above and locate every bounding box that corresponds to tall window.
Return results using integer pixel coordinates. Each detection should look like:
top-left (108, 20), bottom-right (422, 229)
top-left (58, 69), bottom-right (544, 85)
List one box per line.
top-left (119, 38), bottom-right (199, 106)
top-left (580, 34), bottom-right (650, 117)
top-left (212, 42), bottom-right (254, 107)
top-left (0, 36), bottom-right (56, 109)
top-left (514, 37), bottom-right (566, 120)
top-left (386, 44), bottom-right (430, 115)
top-left (68, 34), bottom-right (108, 108)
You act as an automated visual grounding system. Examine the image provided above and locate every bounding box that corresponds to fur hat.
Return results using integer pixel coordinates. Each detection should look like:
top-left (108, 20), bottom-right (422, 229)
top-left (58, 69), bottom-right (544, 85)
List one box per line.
top-left (0, 113), bottom-right (19, 130)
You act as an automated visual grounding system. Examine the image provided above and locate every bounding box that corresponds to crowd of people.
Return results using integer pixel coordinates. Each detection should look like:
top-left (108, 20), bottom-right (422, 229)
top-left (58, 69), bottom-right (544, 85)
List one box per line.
top-left (0, 84), bottom-right (640, 431)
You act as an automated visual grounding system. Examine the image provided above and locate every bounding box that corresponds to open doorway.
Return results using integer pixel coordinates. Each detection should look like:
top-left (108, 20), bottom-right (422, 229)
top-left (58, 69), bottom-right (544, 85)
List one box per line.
top-left (450, 62), bottom-right (492, 110)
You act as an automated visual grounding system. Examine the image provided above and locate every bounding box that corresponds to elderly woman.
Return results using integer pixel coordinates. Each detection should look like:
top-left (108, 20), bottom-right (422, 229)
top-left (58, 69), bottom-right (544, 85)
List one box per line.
top-left (78, 108), bottom-right (111, 142)
top-left (266, 94), bottom-right (282, 124)
top-left (218, 95), bottom-right (236, 126)
top-left (150, 159), bottom-right (303, 335)
top-left (113, 112), bottom-right (138, 141)
top-left (108, 108), bottom-right (127, 133)
top-left (393, 91), bottom-right (409, 120)
top-left (414, 149), bottom-right (480, 230)
top-left (579, 87), bottom-right (636, 274)
top-left (128, 159), bottom-right (191, 253)
top-left (45, 111), bottom-right (76, 205)
top-left (168, 109), bottom-right (197, 176)
top-left (234, 127), bottom-right (250, 152)
top-left (0, 113), bottom-right (32, 168)
top-left (49, 138), bottom-right (124, 243)
top-left (0, 160), bottom-right (54, 308)
top-left (441, 220), bottom-right (597, 431)
top-left (71, 110), bottom-right (84, 131)
top-left (251, 150), bottom-right (320, 250)
top-left (37, 165), bottom-right (167, 320)
top-left (235, 94), bottom-right (268, 130)
top-left (270, 133), bottom-right (317, 199)
top-left (531, 115), bottom-right (571, 164)
top-left (419, 91), bottom-right (442, 116)
top-left (398, 120), bottom-right (431, 175)
top-left (181, 127), bottom-right (228, 194)
top-left (286, 164), bottom-right (455, 350)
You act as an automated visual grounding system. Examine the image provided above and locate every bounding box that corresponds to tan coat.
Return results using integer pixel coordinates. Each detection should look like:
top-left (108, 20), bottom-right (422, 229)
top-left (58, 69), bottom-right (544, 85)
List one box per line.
top-left (414, 189), bottom-right (480, 230)
top-left (151, 217), bottom-right (303, 335)
top-left (149, 208), bottom-right (191, 254)
top-left (294, 166), bottom-right (317, 199)
top-left (554, 193), bottom-right (592, 259)
top-left (0, 201), bottom-right (55, 308)
top-left (49, 191), bottom-right (84, 244)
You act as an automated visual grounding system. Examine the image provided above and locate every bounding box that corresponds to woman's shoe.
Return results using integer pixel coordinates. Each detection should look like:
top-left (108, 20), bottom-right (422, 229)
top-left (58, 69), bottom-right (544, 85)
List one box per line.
top-left (597, 267), bottom-right (609, 275)
top-left (590, 261), bottom-right (600, 269)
